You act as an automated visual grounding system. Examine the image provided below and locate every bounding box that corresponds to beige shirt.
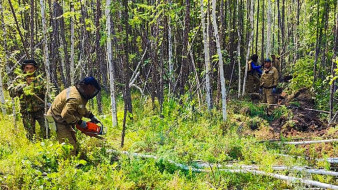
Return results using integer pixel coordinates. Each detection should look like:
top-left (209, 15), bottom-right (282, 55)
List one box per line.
top-left (48, 86), bottom-right (92, 124)
top-left (260, 66), bottom-right (279, 88)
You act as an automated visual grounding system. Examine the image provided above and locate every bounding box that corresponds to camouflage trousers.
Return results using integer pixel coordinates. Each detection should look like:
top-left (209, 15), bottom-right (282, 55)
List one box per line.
top-left (246, 74), bottom-right (260, 93)
top-left (56, 123), bottom-right (78, 156)
top-left (22, 110), bottom-right (48, 141)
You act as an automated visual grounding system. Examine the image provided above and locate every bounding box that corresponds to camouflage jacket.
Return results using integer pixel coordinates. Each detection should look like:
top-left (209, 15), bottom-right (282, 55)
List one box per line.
top-left (8, 74), bottom-right (46, 113)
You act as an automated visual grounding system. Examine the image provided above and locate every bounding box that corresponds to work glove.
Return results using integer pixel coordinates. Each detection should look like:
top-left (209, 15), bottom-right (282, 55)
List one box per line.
top-left (78, 120), bottom-right (87, 129)
top-left (17, 83), bottom-right (26, 93)
top-left (90, 115), bottom-right (100, 124)
top-left (259, 88), bottom-right (263, 94)
top-left (272, 87), bottom-right (277, 94)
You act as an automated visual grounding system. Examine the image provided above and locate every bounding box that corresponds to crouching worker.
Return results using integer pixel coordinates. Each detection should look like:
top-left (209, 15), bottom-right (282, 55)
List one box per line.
top-left (46, 77), bottom-right (101, 156)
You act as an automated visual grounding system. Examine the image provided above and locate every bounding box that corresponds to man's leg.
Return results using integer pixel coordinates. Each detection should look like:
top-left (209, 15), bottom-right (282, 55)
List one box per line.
top-left (56, 123), bottom-right (77, 156)
top-left (22, 113), bottom-right (36, 141)
top-left (35, 110), bottom-right (49, 139)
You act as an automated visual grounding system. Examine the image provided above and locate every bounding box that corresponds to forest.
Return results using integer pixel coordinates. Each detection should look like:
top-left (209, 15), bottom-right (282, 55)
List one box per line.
top-left (0, 0), bottom-right (337, 189)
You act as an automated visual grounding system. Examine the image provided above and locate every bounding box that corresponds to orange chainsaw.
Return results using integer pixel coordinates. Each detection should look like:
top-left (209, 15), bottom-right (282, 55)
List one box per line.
top-left (76, 121), bottom-right (105, 139)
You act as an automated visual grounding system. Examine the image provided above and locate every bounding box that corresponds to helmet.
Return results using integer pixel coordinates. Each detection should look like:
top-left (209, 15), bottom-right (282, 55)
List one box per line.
top-left (21, 59), bottom-right (38, 70)
top-left (76, 77), bottom-right (101, 100)
top-left (264, 58), bottom-right (272, 63)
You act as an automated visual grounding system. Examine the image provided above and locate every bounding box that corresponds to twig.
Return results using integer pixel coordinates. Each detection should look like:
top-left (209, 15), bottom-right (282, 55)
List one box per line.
top-left (281, 139), bottom-right (338, 145)
top-left (260, 103), bottom-right (330, 114)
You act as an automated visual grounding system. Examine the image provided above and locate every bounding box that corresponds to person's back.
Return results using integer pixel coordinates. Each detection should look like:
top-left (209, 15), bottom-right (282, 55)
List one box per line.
top-left (246, 54), bottom-right (262, 94)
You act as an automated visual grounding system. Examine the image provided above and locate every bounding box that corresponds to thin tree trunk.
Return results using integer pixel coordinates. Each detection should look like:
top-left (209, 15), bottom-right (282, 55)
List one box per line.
top-left (121, 0), bottom-right (132, 148)
top-left (168, 0), bottom-right (173, 95)
top-left (95, 0), bottom-right (103, 114)
top-left (180, 0), bottom-right (190, 96)
top-left (0, 0), bottom-right (6, 115)
top-left (237, 0), bottom-right (242, 98)
top-left (330, 0), bottom-right (338, 120)
top-left (105, 0), bottom-right (117, 127)
top-left (40, 0), bottom-right (51, 138)
top-left (314, 0), bottom-right (320, 84)
top-left (212, 0), bottom-right (227, 121)
top-left (59, 2), bottom-right (70, 87)
top-left (70, 2), bottom-right (75, 85)
top-left (8, 0), bottom-right (29, 57)
top-left (30, 0), bottom-right (34, 58)
top-left (261, 0), bottom-right (265, 62)
top-left (242, 0), bottom-right (255, 96)
top-left (201, 0), bottom-right (213, 109)
top-left (266, 0), bottom-right (272, 58)
top-left (256, 0), bottom-right (259, 54)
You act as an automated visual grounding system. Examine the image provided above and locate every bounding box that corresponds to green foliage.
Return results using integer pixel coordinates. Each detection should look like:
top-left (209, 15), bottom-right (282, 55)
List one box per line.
top-left (289, 58), bottom-right (314, 93)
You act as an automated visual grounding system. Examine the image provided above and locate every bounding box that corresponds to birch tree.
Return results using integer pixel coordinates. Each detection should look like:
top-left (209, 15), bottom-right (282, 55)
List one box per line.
top-left (242, 0), bottom-right (255, 96)
top-left (0, 67), bottom-right (5, 115)
top-left (200, 0), bottom-right (212, 110)
top-left (40, 0), bottom-right (51, 137)
top-left (266, 0), bottom-right (272, 57)
top-left (237, 0), bottom-right (242, 98)
top-left (168, 0), bottom-right (173, 94)
top-left (105, 0), bottom-right (117, 127)
top-left (212, 0), bottom-right (227, 121)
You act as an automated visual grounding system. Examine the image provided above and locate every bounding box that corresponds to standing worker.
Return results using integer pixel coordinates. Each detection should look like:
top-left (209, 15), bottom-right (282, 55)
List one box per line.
top-left (246, 54), bottom-right (262, 93)
top-left (46, 77), bottom-right (101, 156)
top-left (8, 59), bottom-right (48, 141)
top-left (260, 58), bottom-right (279, 105)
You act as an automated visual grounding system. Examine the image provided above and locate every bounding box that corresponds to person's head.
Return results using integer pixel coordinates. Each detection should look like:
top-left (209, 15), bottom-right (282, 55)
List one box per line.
top-left (76, 77), bottom-right (101, 100)
top-left (251, 54), bottom-right (258, 62)
top-left (21, 59), bottom-right (38, 74)
top-left (264, 58), bottom-right (272, 69)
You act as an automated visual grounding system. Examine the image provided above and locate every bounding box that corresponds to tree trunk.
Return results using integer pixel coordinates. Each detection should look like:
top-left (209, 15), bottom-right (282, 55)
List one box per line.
top-left (30, 0), bottom-right (34, 58)
top-left (314, 0), bottom-right (321, 84)
top-left (266, 0), bottom-right (272, 58)
top-left (121, 0), bottom-right (132, 148)
top-left (168, 0), bottom-right (173, 94)
top-left (180, 0), bottom-right (190, 96)
top-left (237, 0), bottom-right (242, 98)
top-left (70, 2), bottom-right (75, 85)
top-left (201, 0), bottom-right (213, 109)
top-left (242, 0), bottom-right (255, 96)
top-left (58, 2), bottom-right (70, 87)
top-left (261, 0), bottom-right (265, 62)
top-left (256, 0), bottom-right (259, 54)
top-left (95, 0), bottom-right (103, 114)
top-left (8, 0), bottom-right (29, 57)
top-left (212, 0), bottom-right (227, 121)
top-left (330, 0), bottom-right (338, 120)
top-left (40, 0), bottom-right (51, 138)
top-left (105, 0), bottom-right (118, 127)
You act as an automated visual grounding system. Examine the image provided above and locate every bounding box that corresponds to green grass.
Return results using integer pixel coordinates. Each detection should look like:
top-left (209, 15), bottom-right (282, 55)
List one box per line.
top-left (0, 92), bottom-right (335, 189)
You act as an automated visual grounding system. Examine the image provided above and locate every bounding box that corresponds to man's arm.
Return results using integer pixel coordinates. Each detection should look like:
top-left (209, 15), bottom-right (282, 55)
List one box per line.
top-left (60, 98), bottom-right (81, 124)
top-left (273, 68), bottom-right (279, 87)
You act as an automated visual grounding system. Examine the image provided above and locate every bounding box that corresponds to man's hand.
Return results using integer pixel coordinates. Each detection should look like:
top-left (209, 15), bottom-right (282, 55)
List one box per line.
top-left (272, 87), bottom-right (277, 94)
top-left (259, 88), bottom-right (263, 94)
top-left (78, 120), bottom-right (87, 129)
top-left (17, 83), bottom-right (26, 93)
top-left (90, 115), bottom-right (100, 124)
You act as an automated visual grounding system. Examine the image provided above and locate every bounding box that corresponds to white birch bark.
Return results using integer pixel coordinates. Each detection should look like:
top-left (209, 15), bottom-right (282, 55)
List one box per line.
top-left (0, 67), bottom-right (6, 115)
top-left (237, 0), bottom-right (242, 98)
top-left (168, 0), bottom-right (173, 94)
top-left (201, 0), bottom-right (212, 110)
top-left (40, 0), bottom-right (51, 137)
top-left (106, 0), bottom-right (117, 127)
top-left (266, 0), bottom-right (272, 58)
top-left (1, 0), bottom-right (12, 119)
top-left (242, 0), bottom-right (255, 96)
top-left (212, 0), bottom-right (227, 121)
top-left (70, 3), bottom-right (75, 85)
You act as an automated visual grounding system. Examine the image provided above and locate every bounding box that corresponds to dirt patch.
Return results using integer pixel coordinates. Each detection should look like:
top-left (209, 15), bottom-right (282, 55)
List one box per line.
top-left (270, 88), bottom-right (332, 138)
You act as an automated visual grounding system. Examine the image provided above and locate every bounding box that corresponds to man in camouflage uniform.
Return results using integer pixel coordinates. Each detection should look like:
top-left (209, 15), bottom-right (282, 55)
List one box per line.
top-left (8, 59), bottom-right (48, 141)
top-left (47, 77), bottom-right (101, 155)
top-left (246, 54), bottom-right (262, 93)
top-left (260, 58), bottom-right (279, 104)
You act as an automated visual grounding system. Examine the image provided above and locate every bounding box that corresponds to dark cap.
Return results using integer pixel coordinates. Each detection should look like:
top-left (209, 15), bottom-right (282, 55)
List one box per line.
top-left (82, 77), bottom-right (101, 91)
top-left (21, 59), bottom-right (38, 70)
